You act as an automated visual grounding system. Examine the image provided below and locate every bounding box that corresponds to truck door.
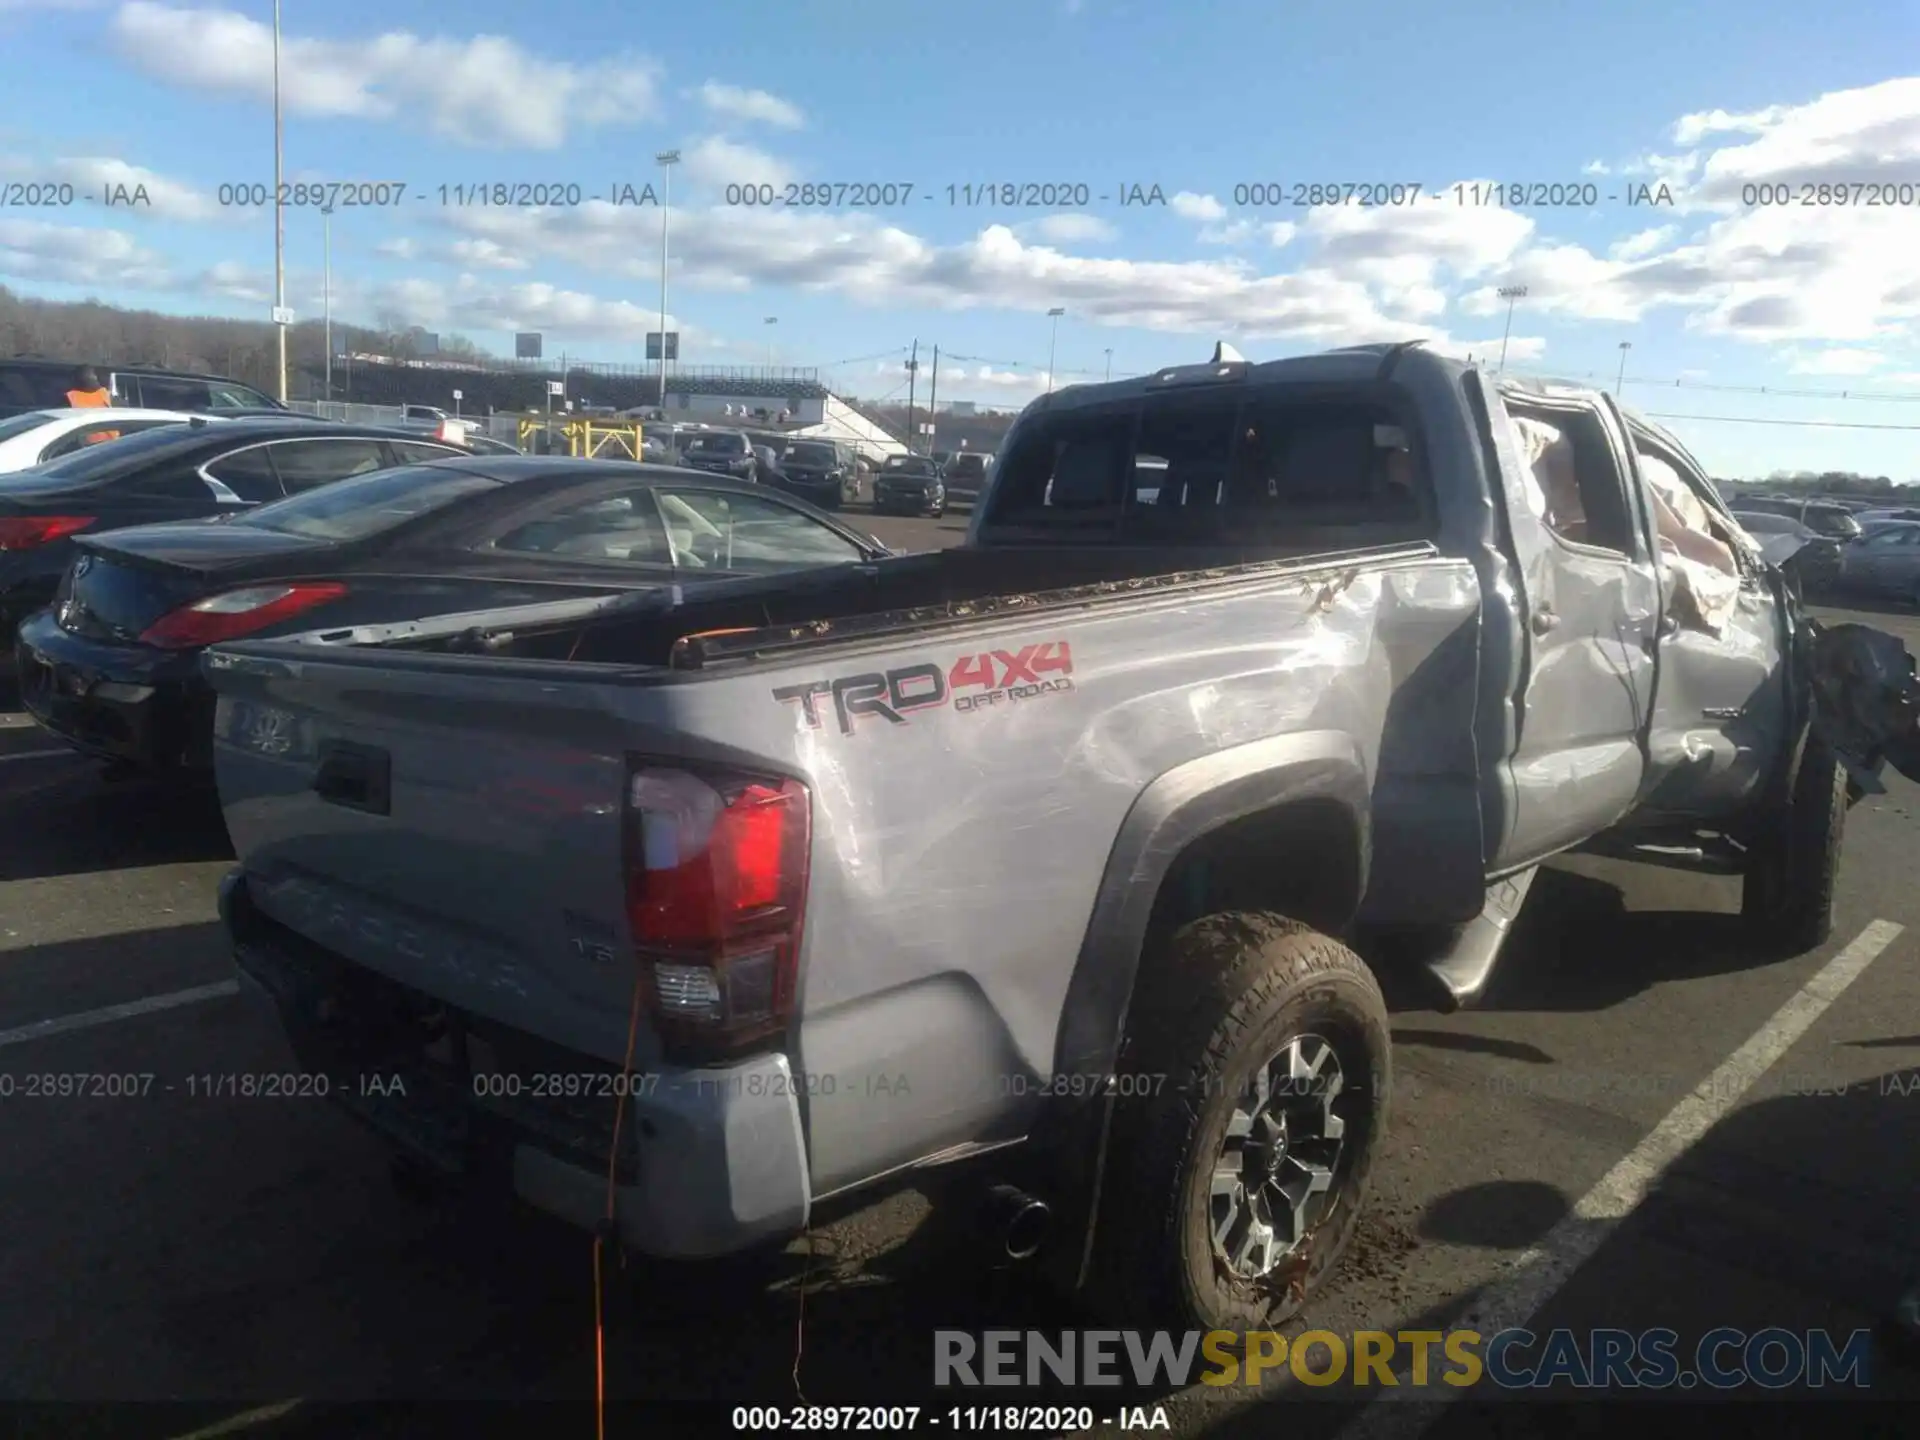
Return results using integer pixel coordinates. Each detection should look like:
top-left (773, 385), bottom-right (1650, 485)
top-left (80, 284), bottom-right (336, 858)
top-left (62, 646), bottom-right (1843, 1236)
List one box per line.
top-left (1625, 421), bottom-right (1789, 822)
top-left (1479, 383), bottom-right (1658, 870)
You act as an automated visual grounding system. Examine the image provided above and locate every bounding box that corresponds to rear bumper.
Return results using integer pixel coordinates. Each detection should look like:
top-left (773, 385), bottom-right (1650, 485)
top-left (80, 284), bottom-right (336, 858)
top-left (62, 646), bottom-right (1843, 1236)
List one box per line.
top-left (874, 486), bottom-right (944, 513)
top-left (778, 476), bottom-right (843, 507)
top-left (14, 610), bottom-right (215, 769)
top-left (219, 869), bottom-right (813, 1259)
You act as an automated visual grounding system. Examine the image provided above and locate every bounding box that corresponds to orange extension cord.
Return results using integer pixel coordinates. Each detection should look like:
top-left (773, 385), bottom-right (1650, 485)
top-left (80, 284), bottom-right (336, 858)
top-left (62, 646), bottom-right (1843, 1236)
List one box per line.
top-left (595, 974), bottom-right (647, 1440)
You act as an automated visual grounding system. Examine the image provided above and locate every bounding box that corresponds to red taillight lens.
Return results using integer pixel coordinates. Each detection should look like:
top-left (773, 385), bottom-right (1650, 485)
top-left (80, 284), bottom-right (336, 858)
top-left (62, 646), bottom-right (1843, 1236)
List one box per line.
top-left (0, 515), bottom-right (95, 550)
top-left (625, 766), bottom-right (811, 1061)
top-left (138, 582), bottom-right (348, 649)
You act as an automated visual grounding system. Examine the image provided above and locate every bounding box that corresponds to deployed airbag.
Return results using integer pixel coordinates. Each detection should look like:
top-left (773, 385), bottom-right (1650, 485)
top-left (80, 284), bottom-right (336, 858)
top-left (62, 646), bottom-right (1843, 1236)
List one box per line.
top-left (1639, 452), bottom-right (1741, 635)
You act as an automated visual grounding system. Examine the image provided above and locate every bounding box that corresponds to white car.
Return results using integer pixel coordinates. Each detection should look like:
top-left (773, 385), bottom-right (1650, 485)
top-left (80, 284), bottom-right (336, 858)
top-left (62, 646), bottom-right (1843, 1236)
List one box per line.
top-left (0, 407), bottom-right (223, 473)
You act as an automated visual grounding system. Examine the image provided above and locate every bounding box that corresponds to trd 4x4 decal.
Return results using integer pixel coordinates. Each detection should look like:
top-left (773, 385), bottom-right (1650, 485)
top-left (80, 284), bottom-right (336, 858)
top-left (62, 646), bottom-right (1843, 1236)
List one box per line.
top-left (773, 640), bottom-right (1075, 736)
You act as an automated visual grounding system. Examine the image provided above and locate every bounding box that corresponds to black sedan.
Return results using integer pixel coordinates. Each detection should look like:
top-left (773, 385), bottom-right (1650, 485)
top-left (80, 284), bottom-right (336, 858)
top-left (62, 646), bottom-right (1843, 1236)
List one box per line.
top-left (872, 454), bottom-right (946, 517)
top-left (774, 439), bottom-right (860, 510)
top-left (0, 416), bottom-right (472, 642)
top-left (15, 456), bottom-right (889, 772)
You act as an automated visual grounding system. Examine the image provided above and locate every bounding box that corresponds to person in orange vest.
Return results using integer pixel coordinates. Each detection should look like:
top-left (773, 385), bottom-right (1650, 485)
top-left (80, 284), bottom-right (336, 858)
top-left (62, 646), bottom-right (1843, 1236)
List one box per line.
top-left (64, 366), bottom-right (118, 443)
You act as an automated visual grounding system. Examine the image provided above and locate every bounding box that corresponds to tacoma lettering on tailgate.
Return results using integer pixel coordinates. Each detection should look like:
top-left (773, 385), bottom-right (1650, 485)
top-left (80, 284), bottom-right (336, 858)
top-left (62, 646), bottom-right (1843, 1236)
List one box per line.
top-left (773, 640), bottom-right (1075, 736)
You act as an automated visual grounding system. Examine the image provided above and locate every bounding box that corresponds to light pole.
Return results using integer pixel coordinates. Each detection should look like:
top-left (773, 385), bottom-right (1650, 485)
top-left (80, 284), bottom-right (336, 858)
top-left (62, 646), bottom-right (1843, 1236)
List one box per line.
top-left (656, 150), bottom-right (679, 408)
top-left (1104, 347), bottom-right (1113, 381)
top-left (1615, 341), bottom-right (1632, 395)
top-left (764, 316), bottom-right (777, 367)
top-left (321, 205), bottom-right (332, 403)
top-left (1046, 307), bottom-right (1064, 393)
top-left (272, 0), bottom-right (287, 402)
top-left (1496, 285), bottom-right (1527, 373)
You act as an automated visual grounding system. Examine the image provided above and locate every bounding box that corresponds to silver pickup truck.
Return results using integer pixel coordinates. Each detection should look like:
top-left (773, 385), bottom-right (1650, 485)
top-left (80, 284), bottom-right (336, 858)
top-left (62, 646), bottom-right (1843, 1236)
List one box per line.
top-left (200, 342), bottom-right (1917, 1336)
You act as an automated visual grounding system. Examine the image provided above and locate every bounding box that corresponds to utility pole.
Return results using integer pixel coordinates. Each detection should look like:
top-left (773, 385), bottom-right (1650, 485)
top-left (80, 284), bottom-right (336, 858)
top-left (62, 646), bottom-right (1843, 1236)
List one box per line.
top-left (272, 0), bottom-right (287, 403)
top-left (1046, 307), bottom-right (1064, 393)
top-left (1496, 285), bottom-right (1527, 373)
top-left (927, 345), bottom-right (939, 449)
top-left (905, 339), bottom-right (919, 453)
top-left (764, 315), bottom-right (778, 367)
top-left (321, 206), bottom-right (332, 402)
top-left (656, 150), bottom-right (679, 408)
top-left (1615, 340), bottom-right (1632, 395)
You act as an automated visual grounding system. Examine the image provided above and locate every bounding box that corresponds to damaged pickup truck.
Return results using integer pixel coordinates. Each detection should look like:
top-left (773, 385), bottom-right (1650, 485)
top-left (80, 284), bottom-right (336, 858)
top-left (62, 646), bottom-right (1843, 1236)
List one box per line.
top-left (201, 342), bottom-right (1920, 1336)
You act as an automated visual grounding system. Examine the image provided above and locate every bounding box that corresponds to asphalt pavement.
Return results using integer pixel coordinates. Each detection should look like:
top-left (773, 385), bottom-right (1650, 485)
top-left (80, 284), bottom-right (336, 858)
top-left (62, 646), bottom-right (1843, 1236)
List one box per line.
top-left (2, 522), bottom-right (1919, 1438)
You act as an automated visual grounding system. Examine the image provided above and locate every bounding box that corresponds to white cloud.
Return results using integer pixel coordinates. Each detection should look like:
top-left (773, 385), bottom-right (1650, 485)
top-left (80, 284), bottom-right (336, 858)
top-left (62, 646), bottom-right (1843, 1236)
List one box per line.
top-left (696, 81), bottom-right (803, 130)
top-left (448, 238), bottom-right (531, 271)
top-left (1610, 226), bottom-right (1677, 261)
top-left (1427, 334), bottom-right (1547, 364)
top-left (679, 135), bottom-right (795, 193)
top-left (1170, 191), bottom-right (1226, 221)
top-left (1033, 212), bottom-right (1116, 244)
top-left (1788, 348), bottom-right (1885, 376)
top-left (1197, 221), bottom-right (1256, 246)
top-left (109, 3), bottom-right (660, 149)
top-left (1582, 159), bottom-right (1610, 176)
top-left (0, 155), bottom-right (219, 222)
top-left (0, 218), bottom-right (173, 287)
top-left (1674, 103), bottom-right (1789, 147)
top-left (431, 202), bottom-right (1459, 344)
top-left (376, 237), bottom-right (419, 260)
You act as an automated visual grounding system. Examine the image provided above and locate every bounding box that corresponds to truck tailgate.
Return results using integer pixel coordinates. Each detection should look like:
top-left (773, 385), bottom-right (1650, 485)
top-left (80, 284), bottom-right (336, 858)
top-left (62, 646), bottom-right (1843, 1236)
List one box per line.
top-left (209, 654), bottom-right (654, 1065)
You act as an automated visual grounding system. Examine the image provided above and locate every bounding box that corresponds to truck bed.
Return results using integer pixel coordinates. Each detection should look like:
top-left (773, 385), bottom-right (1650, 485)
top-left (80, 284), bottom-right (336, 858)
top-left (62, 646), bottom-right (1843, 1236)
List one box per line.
top-left (204, 536), bottom-right (1485, 1198)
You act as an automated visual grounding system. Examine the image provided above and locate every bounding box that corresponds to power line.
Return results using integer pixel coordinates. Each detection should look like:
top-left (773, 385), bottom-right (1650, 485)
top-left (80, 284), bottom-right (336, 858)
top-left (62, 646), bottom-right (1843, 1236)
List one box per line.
top-left (1641, 412), bottom-right (1920, 431)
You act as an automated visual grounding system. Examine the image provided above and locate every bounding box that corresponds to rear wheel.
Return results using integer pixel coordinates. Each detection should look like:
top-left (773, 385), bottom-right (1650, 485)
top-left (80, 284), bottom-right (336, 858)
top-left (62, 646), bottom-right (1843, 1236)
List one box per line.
top-left (1742, 729), bottom-right (1846, 955)
top-left (1086, 913), bottom-right (1389, 1332)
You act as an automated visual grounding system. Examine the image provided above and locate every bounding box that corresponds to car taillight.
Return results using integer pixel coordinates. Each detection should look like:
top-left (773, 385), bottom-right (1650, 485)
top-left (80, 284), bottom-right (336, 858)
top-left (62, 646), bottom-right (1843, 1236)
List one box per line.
top-left (138, 582), bottom-right (347, 649)
top-left (625, 765), bottom-right (810, 1063)
top-left (0, 515), bottom-right (94, 550)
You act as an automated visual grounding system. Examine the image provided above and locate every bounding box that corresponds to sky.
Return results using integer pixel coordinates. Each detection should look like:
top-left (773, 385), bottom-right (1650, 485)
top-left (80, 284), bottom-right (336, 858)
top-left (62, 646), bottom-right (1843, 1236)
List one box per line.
top-left (2, 0), bottom-right (1920, 478)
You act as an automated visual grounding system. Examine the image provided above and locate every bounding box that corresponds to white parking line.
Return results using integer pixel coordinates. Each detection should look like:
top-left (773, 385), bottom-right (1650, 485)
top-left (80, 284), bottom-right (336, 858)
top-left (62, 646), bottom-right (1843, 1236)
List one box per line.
top-left (0, 979), bottom-right (241, 1050)
top-left (1336, 917), bottom-right (1905, 1436)
top-left (0, 748), bottom-right (75, 764)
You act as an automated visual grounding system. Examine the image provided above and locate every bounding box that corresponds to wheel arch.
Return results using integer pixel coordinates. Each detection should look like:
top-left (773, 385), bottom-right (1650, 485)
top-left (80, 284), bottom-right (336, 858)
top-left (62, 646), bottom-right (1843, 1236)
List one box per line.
top-left (1050, 729), bottom-right (1373, 1087)
top-left (1026, 730), bottom-right (1373, 1294)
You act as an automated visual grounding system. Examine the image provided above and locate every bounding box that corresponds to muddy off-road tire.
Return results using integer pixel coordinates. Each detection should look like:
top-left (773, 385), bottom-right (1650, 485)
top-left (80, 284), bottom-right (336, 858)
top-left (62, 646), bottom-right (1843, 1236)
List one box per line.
top-left (1086, 913), bottom-right (1389, 1333)
top-left (1742, 730), bottom-right (1846, 955)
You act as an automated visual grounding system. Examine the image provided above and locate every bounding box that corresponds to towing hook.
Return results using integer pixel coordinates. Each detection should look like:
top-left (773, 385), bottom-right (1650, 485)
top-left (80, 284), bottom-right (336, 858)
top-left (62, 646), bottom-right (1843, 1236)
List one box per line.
top-left (984, 1183), bottom-right (1052, 1261)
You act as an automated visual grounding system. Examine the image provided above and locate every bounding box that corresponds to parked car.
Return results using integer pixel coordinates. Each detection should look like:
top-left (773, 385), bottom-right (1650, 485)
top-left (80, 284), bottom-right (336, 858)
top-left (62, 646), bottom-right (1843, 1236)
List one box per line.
top-left (1835, 520), bottom-right (1920, 604)
top-left (0, 417), bottom-right (471, 643)
top-left (200, 343), bottom-right (1920, 1339)
top-left (772, 440), bottom-right (860, 510)
top-left (16, 458), bottom-right (888, 774)
top-left (1853, 507), bottom-right (1920, 526)
top-left (0, 358), bottom-right (283, 420)
top-left (0, 407), bottom-right (228, 473)
top-left (457, 434), bottom-right (523, 457)
top-left (872, 453), bottom-right (947, 515)
top-left (679, 429), bottom-right (761, 482)
top-left (1729, 510), bottom-right (1840, 593)
top-left (943, 451), bottom-right (990, 502)
top-left (1733, 495), bottom-right (1863, 541)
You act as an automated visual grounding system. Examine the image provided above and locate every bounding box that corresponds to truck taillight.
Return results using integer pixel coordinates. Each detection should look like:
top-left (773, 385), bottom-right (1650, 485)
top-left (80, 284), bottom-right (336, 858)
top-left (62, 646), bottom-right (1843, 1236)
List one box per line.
top-left (625, 765), bottom-right (810, 1062)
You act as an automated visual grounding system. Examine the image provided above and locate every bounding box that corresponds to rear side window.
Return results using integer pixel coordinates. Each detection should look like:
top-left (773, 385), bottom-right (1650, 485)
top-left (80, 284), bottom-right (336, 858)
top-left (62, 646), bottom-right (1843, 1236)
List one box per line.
top-left (265, 437), bottom-right (390, 494)
top-left (37, 417), bottom-right (181, 462)
top-left (232, 465), bottom-right (500, 541)
top-left (207, 381), bottom-right (277, 410)
top-left (389, 441), bottom-right (469, 464)
top-left (134, 376), bottom-right (215, 410)
top-left (0, 365), bottom-right (70, 412)
top-left (988, 391), bottom-right (1430, 542)
top-left (203, 444), bottom-right (285, 502)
